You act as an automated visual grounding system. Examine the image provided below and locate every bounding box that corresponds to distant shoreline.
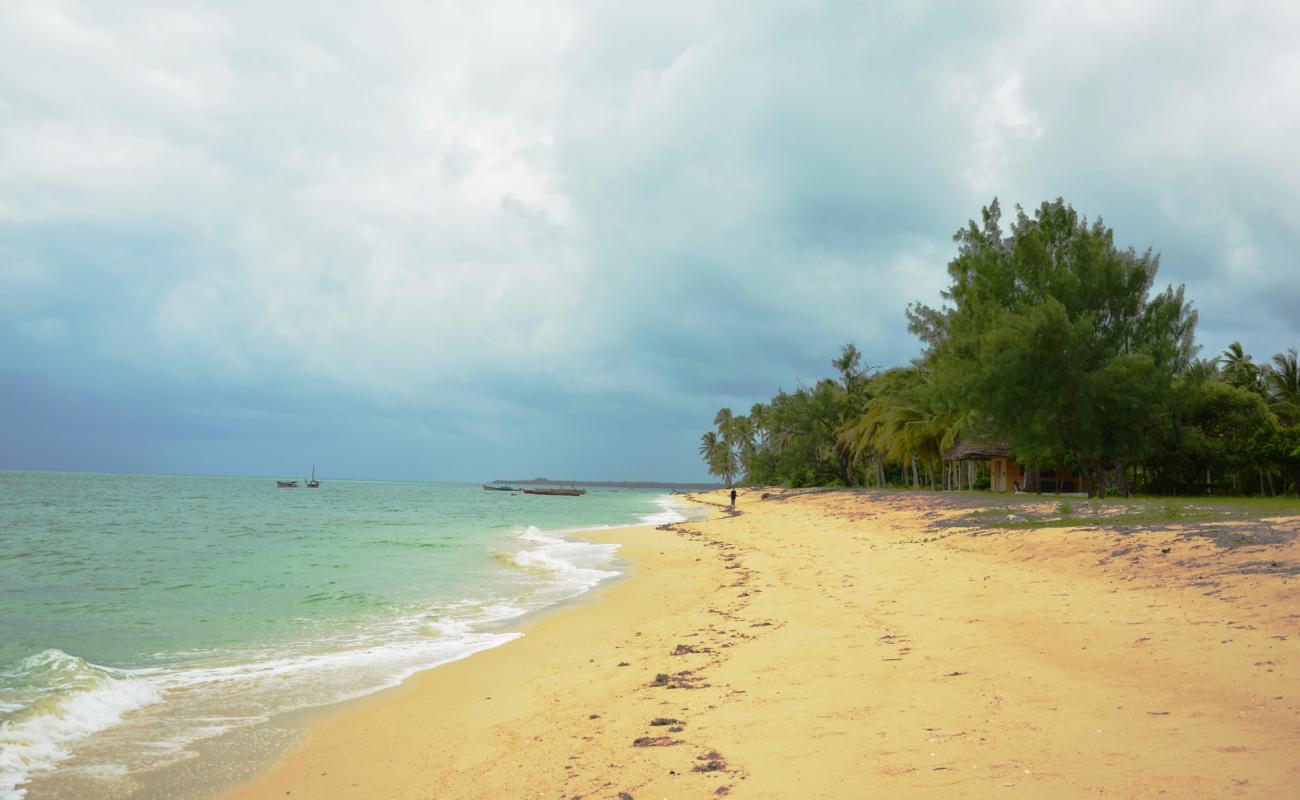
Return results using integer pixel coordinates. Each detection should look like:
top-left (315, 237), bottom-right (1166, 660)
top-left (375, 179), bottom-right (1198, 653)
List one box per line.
top-left (0, 470), bottom-right (723, 490)
top-left (489, 478), bottom-right (722, 490)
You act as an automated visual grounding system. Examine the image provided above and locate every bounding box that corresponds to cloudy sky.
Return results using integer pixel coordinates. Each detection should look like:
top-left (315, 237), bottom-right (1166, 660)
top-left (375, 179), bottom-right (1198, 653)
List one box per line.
top-left (2, 1), bottom-right (1297, 482)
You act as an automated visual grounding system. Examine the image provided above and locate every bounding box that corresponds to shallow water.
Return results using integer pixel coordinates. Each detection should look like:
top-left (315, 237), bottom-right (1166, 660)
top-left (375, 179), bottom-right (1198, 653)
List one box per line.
top-left (0, 472), bottom-right (690, 799)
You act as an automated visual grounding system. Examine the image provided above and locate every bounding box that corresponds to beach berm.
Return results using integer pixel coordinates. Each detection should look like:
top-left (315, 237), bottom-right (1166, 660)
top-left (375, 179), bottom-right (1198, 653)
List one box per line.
top-left (225, 489), bottom-right (1300, 798)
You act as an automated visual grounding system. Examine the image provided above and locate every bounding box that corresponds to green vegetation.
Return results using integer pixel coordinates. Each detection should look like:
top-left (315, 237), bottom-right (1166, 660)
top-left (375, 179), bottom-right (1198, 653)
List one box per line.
top-left (700, 199), bottom-right (1300, 498)
top-left (942, 494), bottom-right (1300, 533)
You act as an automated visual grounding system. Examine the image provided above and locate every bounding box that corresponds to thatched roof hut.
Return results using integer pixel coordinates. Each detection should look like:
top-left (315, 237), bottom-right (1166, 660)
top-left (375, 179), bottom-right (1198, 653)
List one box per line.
top-left (942, 440), bottom-right (1013, 461)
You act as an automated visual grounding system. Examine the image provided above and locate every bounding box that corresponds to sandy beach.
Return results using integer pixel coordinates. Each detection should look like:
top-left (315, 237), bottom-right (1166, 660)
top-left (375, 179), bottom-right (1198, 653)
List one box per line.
top-left (223, 490), bottom-right (1300, 799)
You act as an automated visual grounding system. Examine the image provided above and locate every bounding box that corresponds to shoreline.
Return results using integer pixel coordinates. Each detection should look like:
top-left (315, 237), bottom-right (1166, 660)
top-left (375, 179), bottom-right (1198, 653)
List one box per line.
top-left (221, 499), bottom-right (731, 800)
top-left (8, 489), bottom-right (697, 800)
top-left (145, 547), bottom-right (648, 800)
top-left (222, 488), bottom-right (1300, 798)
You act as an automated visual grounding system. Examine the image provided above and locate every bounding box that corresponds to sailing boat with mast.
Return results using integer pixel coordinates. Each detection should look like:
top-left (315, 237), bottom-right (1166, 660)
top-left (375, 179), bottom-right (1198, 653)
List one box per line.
top-left (306, 465), bottom-right (320, 488)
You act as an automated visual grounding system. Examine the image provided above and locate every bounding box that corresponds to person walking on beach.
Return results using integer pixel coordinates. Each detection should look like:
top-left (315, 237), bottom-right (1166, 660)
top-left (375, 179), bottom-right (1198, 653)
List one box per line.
top-left (730, 488), bottom-right (737, 509)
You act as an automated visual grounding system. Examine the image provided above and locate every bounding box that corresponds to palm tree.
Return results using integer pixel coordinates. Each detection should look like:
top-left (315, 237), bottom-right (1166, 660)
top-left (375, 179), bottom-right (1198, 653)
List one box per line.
top-left (731, 415), bottom-right (756, 481)
top-left (839, 367), bottom-right (956, 490)
top-left (1183, 357), bottom-right (1221, 384)
top-left (749, 402), bottom-right (770, 449)
top-left (1268, 348), bottom-right (1300, 425)
top-left (1220, 341), bottom-right (1262, 393)
top-left (713, 407), bottom-right (736, 447)
top-left (698, 431), bottom-right (736, 487)
top-left (710, 407), bottom-right (745, 485)
top-left (698, 431), bottom-right (720, 460)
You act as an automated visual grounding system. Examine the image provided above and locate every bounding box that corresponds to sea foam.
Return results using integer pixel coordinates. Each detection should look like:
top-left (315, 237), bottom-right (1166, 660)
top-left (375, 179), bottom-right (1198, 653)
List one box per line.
top-left (1, 632), bottom-right (526, 799)
top-left (512, 526), bottom-right (621, 596)
top-left (0, 650), bottom-right (161, 800)
top-left (639, 495), bottom-right (693, 526)
top-left (0, 479), bottom-right (669, 798)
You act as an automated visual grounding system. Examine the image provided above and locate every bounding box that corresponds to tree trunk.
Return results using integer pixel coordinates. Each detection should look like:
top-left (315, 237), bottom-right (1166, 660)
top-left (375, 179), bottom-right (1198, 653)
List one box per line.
top-left (911, 457), bottom-right (919, 490)
top-left (1027, 458), bottom-right (1040, 493)
top-left (1092, 461), bottom-right (1107, 499)
top-left (1115, 460), bottom-right (1131, 498)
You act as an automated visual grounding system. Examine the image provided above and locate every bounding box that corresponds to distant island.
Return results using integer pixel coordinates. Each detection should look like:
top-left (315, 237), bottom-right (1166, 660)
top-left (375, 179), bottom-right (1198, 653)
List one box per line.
top-left (490, 478), bottom-right (721, 491)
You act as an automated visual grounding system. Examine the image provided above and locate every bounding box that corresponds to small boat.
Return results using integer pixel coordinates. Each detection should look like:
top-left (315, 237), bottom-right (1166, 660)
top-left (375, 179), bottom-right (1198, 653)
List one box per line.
top-left (522, 487), bottom-right (586, 496)
top-left (306, 466), bottom-right (320, 488)
top-left (277, 480), bottom-right (300, 488)
top-left (483, 484), bottom-right (516, 491)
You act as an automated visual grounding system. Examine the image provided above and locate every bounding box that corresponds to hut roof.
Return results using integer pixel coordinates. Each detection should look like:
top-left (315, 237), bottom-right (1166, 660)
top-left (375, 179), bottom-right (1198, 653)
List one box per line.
top-left (943, 439), bottom-right (1013, 461)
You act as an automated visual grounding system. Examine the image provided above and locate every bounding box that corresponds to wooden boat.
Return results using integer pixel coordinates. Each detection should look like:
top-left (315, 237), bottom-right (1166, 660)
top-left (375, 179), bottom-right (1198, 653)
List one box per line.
top-left (483, 484), bottom-right (516, 491)
top-left (276, 480), bottom-right (299, 488)
top-left (522, 487), bottom-right (586, 496)
top-left (306, 465), bottom-right (320, 488)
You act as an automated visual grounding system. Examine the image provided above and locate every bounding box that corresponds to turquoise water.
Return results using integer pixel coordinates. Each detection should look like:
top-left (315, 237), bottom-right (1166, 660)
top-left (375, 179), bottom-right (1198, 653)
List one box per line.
top-left (0, 472), bottom-right (689, 799)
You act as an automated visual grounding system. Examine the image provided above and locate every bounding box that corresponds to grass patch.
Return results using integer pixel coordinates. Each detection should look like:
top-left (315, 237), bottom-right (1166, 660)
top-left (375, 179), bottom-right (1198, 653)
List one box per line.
top-left (946, 494), bottom-right (1299, 533)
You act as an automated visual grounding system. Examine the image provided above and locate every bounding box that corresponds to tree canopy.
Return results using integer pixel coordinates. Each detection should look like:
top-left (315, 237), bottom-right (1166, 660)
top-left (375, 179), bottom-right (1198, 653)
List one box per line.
top-left (698, 198), bottom-right (1298, 498)
top-left (909, 199), bottom-right (1198, 496)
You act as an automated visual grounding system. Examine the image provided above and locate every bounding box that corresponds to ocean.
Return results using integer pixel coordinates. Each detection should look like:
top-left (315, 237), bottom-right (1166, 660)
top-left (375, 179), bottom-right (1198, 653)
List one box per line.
top-left (0, 471), bottom-right (693, 799)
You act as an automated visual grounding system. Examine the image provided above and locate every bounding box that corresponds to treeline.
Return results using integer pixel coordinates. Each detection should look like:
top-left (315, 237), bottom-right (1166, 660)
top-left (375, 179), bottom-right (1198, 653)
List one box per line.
top-left (699, 199), bottom-right (1300, 497)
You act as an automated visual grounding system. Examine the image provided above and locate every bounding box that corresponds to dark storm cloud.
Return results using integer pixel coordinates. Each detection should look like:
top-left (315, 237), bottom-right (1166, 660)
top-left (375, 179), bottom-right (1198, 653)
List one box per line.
top-left (2, 1), bottom-right (1296, 480)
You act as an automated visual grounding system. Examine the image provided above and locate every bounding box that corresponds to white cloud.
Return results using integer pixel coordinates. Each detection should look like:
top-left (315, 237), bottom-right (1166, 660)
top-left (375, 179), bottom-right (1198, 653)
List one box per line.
top-left (947, 74), bottom-right (1044, 196)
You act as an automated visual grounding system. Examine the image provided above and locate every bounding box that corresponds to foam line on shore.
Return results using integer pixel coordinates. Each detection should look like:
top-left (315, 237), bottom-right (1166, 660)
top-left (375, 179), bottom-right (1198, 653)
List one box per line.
top-left (3, 496), bottom-right (683, 799)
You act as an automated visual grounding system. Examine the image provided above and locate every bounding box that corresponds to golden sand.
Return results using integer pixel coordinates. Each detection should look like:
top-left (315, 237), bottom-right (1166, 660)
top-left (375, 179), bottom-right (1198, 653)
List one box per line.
top-left (224, 490), bottom-right (1300, 798)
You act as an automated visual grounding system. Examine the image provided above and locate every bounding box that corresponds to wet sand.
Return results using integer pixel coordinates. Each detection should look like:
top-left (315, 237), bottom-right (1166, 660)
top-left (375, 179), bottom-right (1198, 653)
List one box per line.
top-left (224, 489), bottom-right (1300, 798)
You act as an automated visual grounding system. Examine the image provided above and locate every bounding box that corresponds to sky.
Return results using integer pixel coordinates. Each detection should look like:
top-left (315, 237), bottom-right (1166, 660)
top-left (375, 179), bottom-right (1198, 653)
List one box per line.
top-left (2, 1), bottom-right (1298, 482)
